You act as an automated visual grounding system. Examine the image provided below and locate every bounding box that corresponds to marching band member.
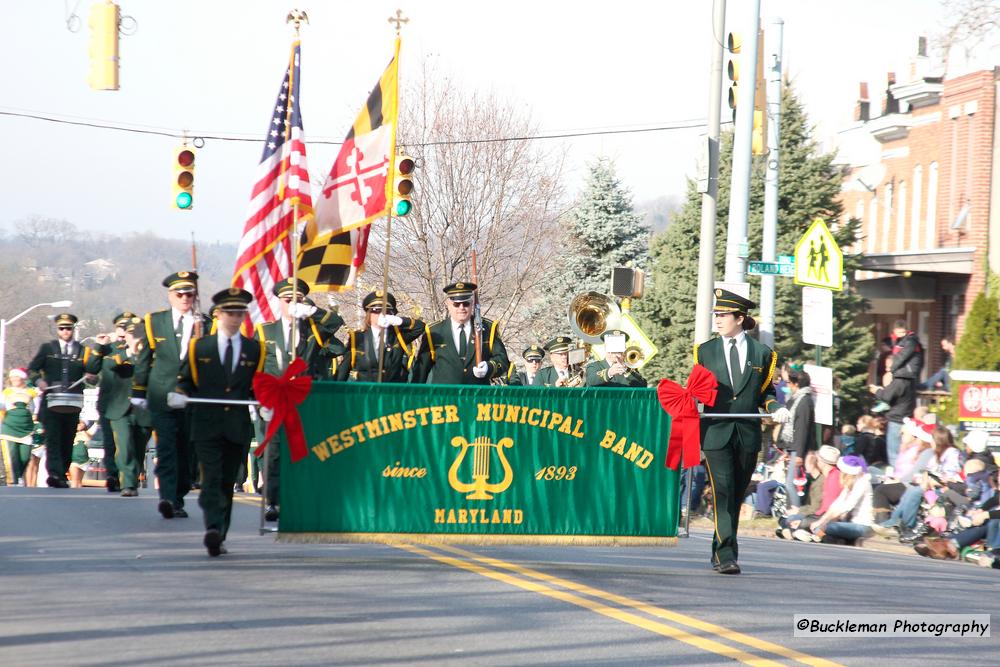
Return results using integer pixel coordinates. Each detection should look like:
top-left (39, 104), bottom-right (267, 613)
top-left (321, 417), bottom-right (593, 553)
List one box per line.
top-left (696, 289), bottom-right (789, 575)
top-left (508, 344), bottom-right (545, 386)
top-left (532, 336), bottom-right (578, 387)
top-left (132, 271), bottom-right (211, 519)
top-left (171, 288), bottom-right (263, 558)
top-left (336, 290), bottom-right (424, 383)
top-left (28, 313), bottom-right (105, 488)
top-left (413, 281), bottom-right (509, 385)
top-left (585, 330), bottom-right (647, 387)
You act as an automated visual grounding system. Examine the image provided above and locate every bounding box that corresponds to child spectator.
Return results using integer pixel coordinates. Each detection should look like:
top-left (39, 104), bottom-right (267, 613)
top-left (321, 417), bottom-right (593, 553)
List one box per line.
top-left (854, 415), bottom-right (888, 468)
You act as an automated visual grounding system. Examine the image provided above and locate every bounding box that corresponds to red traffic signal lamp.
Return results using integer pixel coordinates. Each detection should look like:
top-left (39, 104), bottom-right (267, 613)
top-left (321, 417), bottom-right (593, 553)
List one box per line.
top-left (173, 146), bottom-right (195, 210)
top-left (393, 154), bottom-right (415, 216)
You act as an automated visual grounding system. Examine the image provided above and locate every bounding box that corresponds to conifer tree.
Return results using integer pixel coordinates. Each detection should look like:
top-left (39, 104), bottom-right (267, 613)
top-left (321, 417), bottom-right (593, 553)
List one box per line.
top-left (526, 157), bottom-right (649, 339)
top-left (636, 85), bottom-right (871, 422)
top-left (953, 291), bottom-right (1000, 371)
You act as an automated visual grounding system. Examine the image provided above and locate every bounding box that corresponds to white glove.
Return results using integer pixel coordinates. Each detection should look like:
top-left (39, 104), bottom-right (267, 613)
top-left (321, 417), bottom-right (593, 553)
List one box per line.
top-left (377, 314), bottom-right (403, 328)
top-left (290, 302), bottom-right (317, 319)
top-left (166, 392), bottom-right (188, 409)
top-left (772, 407), bottom-right (791, 424)
top-left (473, 361), bottom-right (489, 379)
top-left (259, 406), bottom-right (274, 422)
top-left (129, 397), bottom-right (148, 410)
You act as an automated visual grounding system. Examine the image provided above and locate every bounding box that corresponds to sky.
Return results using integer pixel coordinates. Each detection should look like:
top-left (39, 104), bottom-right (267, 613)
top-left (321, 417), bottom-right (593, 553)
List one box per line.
top-left (0, 0), bottom-right (978, 246)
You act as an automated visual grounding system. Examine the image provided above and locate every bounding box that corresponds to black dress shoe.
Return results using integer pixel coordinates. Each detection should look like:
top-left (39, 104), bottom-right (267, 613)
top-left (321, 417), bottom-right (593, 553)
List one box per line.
top-left (120, 488), bottom-right (138, 497)
top-left (264, 505), bottom-right (279, 522)
top-left (106, 478), bottom-right (121, 493)
top-left (47, 476), bottom-right (69, 488)
top-left (204, 529), bottom-right (223, 557)
top-left (716, 561), bottom-right (741, 575)
top-left (158, 500), bottom-right (175, 519)
top-left (173, 507), bottom-right (188, 518)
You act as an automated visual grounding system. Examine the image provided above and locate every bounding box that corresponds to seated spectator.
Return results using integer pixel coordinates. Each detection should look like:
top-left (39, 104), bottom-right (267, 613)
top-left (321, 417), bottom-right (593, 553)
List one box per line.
top-left (854, 415), bottom-right (888, 468)
top-left (873, 425), bottom-right (963, 538)
top-left (918, 338), bottom-right (953, 392)
top-left (776, 445), bottom-right (841, 539)
top-left (839, 424), bottom-right (857, 456)
top-left (872, 418), bottom-right (934, 524)
top-left (963, 430), bottom-right (997, 475)
top-left (810, 455), bottom-right (875, 545)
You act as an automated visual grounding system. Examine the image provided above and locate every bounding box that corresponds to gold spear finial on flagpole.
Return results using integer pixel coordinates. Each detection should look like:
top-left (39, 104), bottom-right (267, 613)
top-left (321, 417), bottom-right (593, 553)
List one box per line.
top-left (388, 9), bottom-right (409, 36)
top-left (287, 9), bottom-right (309, 35)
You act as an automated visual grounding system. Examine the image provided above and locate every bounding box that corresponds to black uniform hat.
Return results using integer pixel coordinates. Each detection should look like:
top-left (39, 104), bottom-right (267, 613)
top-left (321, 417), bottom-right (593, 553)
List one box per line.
top-left (212, 287), bottom-right (252, 313)
top-left (54, 313), bottom-right (78, 327)
top-left (362, 290), bottom-right (398, 313)
top-left (113, 311), bottom-right (137, 328)
top-left (522, 344), bottom-right (545, 361)
top-left (713, 288), bottom-right (756, 313)
top-left (273, 278), bottom-right (310, 299)
top-left (442, 281), bottom-right (476, 302)
top-left (162, 270), bottom-right (199, 292)
top-left (544, 335), bottom-right (574, 354)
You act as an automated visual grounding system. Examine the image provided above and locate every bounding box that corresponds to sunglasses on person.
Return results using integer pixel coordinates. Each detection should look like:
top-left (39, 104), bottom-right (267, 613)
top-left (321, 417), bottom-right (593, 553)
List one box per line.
top-left (450, 300), bottom-right (471, 307)
top-left (57, 326), bottom-right (74, 331)
top-left (172, 292), bottom-right (196, 299)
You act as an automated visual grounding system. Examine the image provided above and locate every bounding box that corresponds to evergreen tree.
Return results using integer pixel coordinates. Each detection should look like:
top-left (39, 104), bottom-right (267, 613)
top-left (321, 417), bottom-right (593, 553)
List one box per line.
top-left (952, 291), bottom-right (1000, 371)
top-left (527, 157), bottom-right (649, 338)
top-left (636, 84), bottom-right (872, 422)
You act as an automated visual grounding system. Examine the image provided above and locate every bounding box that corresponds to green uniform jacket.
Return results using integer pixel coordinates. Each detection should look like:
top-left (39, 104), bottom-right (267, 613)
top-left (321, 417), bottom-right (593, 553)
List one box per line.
top-left (97, 341), bottom-right (136, 421)
top-left (413, 318), bottom-right (508, 385)
top-left (584, 359), bottom-right (648, 388)
top-left (28, 340), bottom-right (104, 401)
top-left (254, 308), bottom-right (345, 379)
top-left (695, 336), bottom-right (779, 451)
top-left (132, 310), bottom-right (213, 412)
top-left (508, 370), bottom-right (536, 387)
top-left (335, 317), bottom-right (425, 382)
top-left (531, 365), bottom-right (579, 387)
top-left (176, 334), bottom-right (264, 444)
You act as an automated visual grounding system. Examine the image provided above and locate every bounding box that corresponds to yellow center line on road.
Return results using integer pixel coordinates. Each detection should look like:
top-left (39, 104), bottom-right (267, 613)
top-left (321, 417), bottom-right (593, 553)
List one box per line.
top-left (435, 544), bottom-right (842, 667)
top-left (396, 543), bottom-right (784, 667)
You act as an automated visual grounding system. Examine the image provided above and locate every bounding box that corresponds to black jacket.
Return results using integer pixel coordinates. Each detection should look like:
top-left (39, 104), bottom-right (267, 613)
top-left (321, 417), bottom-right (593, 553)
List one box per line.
top-left (875, 377), bottom-right (916, 423)
top-left (890, 332), bottom-right (924, 380)
top-left (855, 432), bottom-right (887, 466)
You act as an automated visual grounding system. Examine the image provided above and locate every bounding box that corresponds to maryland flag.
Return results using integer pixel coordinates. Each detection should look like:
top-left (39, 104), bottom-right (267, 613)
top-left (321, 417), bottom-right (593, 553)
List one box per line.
top-left (297, 39), bottom-right (400, 291)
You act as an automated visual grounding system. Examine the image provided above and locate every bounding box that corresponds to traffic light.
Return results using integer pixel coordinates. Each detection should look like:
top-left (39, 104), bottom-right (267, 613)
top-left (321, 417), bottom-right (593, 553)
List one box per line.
top-left (173, 145), bottom-right (196, 210)
top-left (87, 1), bottom-right (120, 91)
top-left (726, 32), bottom-right (741, 120)
top-left (393, 154), bottom-right (415, 216)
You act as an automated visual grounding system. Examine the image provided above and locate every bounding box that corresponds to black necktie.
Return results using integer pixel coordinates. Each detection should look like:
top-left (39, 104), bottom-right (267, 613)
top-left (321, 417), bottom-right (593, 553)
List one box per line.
top-left (224, 338), bottom-right (234, 383)
top-left (729, 338), bottom-right (742, 388)
top-left (458, 325), bottom-right (467, 359)
top-left (175, 317), bottom-right (184, 340)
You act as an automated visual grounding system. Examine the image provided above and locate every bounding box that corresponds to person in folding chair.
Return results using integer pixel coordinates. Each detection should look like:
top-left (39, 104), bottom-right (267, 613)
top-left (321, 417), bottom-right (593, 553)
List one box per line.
top-left (695, 289), bottom-right (789, 575)
top-left (171, 288), bottom-right (264, 558)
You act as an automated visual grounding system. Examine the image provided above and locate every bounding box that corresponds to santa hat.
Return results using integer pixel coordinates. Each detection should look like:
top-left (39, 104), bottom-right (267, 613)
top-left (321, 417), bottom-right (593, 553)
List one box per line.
top-left (8, 368), bottom-right (27, 380)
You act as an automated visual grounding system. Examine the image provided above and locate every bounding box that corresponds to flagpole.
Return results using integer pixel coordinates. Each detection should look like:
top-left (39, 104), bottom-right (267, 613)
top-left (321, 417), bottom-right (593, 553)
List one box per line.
top-left (377, 20), bottom-right (406, 383)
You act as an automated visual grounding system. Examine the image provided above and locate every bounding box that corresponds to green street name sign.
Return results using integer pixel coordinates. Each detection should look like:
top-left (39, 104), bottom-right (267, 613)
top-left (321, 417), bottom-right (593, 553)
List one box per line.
top-left (748, 260), bottom-right (795, 276)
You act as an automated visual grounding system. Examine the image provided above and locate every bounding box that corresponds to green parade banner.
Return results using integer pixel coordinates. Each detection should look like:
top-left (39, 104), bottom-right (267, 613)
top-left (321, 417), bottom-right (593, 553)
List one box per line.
top-left (279, 382), bottom-right (678, 544)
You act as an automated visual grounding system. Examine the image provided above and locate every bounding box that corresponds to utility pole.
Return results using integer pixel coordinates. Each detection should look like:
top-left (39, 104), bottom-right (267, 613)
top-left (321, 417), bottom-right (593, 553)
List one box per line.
top-left (724, 0), bottom-right (761, 284)
top-left (694, 0), bottom-right (727, 346)
top-left (759, 18), bottom-right (783, 348)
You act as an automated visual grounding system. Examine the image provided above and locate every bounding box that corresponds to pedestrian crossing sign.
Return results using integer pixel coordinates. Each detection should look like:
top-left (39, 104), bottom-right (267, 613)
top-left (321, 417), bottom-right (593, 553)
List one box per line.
top-left (793, 218), bottom-right (843, 291)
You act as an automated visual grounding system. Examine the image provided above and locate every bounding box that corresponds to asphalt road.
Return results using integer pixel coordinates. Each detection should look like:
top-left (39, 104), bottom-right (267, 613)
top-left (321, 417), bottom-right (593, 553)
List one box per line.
top-left (1, 486), bottom-right (996, 666)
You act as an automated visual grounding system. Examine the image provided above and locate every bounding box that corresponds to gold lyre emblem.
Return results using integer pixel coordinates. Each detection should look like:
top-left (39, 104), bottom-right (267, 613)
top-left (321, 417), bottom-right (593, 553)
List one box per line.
top-left (448, 435), bottom-right (514, 500)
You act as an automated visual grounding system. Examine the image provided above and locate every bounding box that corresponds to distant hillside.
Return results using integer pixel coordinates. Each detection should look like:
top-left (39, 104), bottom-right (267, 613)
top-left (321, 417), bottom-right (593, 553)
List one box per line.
top-left (0, 216), bottom-right (238, 370)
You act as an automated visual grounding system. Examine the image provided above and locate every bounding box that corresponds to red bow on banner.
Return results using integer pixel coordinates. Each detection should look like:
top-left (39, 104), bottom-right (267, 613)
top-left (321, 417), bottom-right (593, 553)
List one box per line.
top-left (656, 364), bottom-right (718, 470)
top-left (253, 358), bottom-right (313, 463)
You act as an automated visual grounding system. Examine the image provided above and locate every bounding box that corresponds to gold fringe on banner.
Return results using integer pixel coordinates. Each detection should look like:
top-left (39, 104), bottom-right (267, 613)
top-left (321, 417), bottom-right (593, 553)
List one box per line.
top-left (276, 532), bottom-right (679, 547)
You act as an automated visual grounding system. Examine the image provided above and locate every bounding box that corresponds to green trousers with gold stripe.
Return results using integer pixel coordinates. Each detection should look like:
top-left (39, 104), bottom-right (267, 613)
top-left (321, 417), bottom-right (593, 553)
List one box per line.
top-left (703, 431), bottom-right (759, 566)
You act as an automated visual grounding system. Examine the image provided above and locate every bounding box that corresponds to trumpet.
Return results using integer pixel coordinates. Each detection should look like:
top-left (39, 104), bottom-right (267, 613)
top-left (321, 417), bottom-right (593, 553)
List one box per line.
top-left (624, 345), bottom-right (644, 369)
top-left (555, 370), bottom-right (586, 387)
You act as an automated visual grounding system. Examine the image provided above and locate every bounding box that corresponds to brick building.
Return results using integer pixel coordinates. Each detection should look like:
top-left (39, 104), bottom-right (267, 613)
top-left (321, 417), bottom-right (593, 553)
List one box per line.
top-left (836, 42), bottom-right (1000, 380)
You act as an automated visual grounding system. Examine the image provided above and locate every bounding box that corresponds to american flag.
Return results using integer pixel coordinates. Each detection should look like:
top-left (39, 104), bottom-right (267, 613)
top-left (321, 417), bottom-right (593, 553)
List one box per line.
top-left (232, 40), bottom-right (313, 324)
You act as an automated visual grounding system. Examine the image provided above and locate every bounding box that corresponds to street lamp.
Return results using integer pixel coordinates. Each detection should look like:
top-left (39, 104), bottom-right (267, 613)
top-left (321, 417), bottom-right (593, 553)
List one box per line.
top-left (0, 300), bottom-right (73, 393)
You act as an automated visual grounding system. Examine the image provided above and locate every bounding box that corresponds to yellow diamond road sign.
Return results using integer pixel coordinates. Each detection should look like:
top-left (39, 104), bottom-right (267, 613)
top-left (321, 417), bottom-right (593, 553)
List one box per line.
top-left (794, 218), bottom-right (843, 291)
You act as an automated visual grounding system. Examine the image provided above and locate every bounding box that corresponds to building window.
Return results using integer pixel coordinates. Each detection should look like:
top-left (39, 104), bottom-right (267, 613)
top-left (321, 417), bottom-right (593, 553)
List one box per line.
top-left (927, 162), bottom-right (938, 249)
top-left (883, 183), bottom-right (893, 252)
top-left (911, 165), bottom-right (922, 249)
top-left (896, 181), bottom-right (907, 252)
top-left (868, 193), bottom-right (878, 255)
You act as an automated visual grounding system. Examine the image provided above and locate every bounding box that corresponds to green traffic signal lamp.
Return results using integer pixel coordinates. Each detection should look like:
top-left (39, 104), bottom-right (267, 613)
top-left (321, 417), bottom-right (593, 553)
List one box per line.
top-left (393, 154), bottom-right (415, 216)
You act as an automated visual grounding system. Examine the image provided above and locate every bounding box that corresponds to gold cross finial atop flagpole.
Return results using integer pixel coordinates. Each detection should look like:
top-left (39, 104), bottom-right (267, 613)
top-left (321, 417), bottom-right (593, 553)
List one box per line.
top-left (388, 9), bottom-right (409, 36)
top-left (286, 9), bottom-right (309, 35)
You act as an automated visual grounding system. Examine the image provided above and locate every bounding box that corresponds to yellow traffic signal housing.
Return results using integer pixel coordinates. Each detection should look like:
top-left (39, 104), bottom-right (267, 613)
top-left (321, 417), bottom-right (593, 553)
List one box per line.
top-left (751, 28), bottom-right (767, 155)
top-left (173, 146), bottom-right (196, 210)
top-left (87, 1), bottom-right (119, 91)
top-left (393, 154), bottom-right (415, 216)
top-left (726, 32), bottom-right (741, 116)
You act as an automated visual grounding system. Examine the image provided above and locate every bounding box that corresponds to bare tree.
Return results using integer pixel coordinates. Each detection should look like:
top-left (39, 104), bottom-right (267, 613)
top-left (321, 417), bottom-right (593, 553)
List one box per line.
top-left (937, 0), bottom-right (1000, 68)
top-left (333, 61), bottom-right (569, 350)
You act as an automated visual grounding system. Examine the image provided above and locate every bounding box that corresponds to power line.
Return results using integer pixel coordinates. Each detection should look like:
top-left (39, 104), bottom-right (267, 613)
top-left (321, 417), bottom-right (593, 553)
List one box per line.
top-left (0, 108), bottom-right (707, 147)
